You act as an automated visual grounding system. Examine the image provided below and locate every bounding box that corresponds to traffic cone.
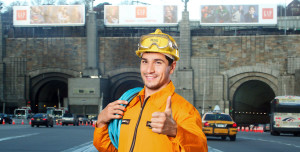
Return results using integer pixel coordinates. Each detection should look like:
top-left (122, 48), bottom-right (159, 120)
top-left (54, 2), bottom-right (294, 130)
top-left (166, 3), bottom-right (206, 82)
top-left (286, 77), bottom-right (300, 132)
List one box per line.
top-left (259, 126), bottom-right (263, 133)
top-left (92, 121), bottom-right (95, 127)
top-left (21, 119), bottom-right (24, 125)
top-left (237, 126), bottom-right (240, 132)
top-left (29, 120), bottom-right (31, 125)
top-left (254, 127), bottom-right (257, 132)
top-left (2, 119), bottom-right (5, 125)
top-left (86, 121), bottom-right (88, 126)
top-left (60, 122), bottom-right (62, 125)
top-left (241, 126), bottom-right (245, 132)
top-left (250, 127), bottom-right (253, 132)
top-left (56, 121), bottom-right (59, 125)
top-left (82, 121), bottom-right (84, 126)
top-left (12, 120), bottom-right (15, 125)
top-left (245, 127), bottom-right (249, 132)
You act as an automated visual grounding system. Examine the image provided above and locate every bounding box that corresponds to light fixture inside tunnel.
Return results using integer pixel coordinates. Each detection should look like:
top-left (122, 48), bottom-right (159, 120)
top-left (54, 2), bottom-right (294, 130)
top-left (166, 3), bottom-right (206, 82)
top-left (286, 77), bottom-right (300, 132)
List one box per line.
top-left (90, 75), bottom-right (102, 78)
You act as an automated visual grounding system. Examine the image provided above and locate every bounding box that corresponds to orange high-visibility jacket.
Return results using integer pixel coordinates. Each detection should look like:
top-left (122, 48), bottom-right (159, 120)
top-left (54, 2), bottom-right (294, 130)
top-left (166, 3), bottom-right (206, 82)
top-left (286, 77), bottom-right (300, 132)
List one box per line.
top-left (94, 81), bottom-right (208, 152)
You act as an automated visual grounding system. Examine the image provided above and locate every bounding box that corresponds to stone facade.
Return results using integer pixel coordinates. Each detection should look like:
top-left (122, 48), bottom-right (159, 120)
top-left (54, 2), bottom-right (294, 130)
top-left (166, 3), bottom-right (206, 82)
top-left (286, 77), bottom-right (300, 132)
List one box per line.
top-left (2, 33), bottom-right (299, 114)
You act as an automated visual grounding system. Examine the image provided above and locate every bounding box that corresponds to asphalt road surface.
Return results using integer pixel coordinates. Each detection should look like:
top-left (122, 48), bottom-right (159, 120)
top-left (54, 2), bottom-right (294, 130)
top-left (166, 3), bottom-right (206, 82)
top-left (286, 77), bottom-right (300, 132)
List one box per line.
top-left (1, 123), bottom-right (300, 152)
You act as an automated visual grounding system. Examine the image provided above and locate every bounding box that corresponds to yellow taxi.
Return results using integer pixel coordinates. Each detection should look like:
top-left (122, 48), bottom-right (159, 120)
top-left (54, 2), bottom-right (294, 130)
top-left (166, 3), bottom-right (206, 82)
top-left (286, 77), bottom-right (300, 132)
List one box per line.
top-left (202, 110), bottom-right (237, 141)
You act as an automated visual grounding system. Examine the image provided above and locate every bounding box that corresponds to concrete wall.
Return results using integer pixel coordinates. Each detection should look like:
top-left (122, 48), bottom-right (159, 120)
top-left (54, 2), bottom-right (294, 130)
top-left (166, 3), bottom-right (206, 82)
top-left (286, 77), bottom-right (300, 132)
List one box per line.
top-left (3, 34), bottom-right (300, 113)
top-left (191, 35), bottom-right (300, 112)
top-left (68, 78), bottom-right (108, 115)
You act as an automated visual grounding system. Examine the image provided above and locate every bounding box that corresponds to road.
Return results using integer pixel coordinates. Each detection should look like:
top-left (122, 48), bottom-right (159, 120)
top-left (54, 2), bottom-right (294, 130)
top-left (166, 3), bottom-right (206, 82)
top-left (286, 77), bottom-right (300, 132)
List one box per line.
top-left (0, 123), bottom-right (300, 152)
top-left (208, 132), bottom-right (300, 152)
top-left (0, 123), bottom-right (96, 152)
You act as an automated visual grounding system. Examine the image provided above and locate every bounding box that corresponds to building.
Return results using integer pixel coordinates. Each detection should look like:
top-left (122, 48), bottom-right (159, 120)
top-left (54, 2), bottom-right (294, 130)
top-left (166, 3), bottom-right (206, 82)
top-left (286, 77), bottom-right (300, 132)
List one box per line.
top-left (1, 1), bottom-right (300, 124)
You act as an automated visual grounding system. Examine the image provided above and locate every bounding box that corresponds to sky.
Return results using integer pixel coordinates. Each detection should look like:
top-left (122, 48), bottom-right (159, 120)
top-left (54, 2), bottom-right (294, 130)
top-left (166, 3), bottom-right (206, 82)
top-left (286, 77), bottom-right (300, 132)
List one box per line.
top-left (1, 0), bottom-right (294, 12)
top-left (2, 0), bottom-right (295, 6)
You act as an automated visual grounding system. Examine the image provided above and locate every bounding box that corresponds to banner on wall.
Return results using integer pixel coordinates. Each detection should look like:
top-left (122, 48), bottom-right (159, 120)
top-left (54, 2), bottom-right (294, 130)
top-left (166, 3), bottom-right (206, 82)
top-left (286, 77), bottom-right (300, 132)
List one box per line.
top-left (13, 5), bottom-right (85, 27)
top-left (104, 5), bottom-right (178, 26)
top-left (200, 4), bottom-right (277, 26)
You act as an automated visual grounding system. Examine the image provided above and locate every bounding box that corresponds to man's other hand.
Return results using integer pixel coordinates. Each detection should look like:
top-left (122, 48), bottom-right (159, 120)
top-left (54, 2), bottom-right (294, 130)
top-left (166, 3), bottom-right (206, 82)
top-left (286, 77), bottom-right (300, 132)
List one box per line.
top-left (96, 100), bottom-right (128, 128)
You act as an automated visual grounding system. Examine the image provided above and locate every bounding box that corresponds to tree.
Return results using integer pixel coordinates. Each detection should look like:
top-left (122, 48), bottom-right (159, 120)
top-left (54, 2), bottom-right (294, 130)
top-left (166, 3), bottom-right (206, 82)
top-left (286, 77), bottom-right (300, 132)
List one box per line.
top-left (3, 0), bottom-right (24, 13)
top-left (57, 0), bottom-right (68, 5)
top-left (45, 0), bottom-right (57, 5)
top-left (70, 0), bottom-right (93, 10)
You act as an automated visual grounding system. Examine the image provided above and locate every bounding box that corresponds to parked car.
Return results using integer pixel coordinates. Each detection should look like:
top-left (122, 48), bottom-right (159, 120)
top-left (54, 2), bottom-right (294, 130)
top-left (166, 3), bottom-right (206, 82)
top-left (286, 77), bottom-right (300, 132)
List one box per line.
top-left (0, 113), bottom-right (13, 124)
top-left (90, 116), bottom-right (98, 125)
top-left (202, 112), bottom-right (237, 141)
top-left (77, 115), bottom-right (88, 124)
top-left (31, 113), bottom-right (54, 127)
top-left (62, 113), bottom-right (79, 126)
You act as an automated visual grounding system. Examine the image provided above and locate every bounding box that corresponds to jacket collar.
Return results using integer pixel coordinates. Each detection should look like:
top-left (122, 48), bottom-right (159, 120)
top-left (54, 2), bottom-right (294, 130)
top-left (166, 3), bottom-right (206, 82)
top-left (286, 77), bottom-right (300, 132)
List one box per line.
top-left (129, 81), bottom-right (175, 110)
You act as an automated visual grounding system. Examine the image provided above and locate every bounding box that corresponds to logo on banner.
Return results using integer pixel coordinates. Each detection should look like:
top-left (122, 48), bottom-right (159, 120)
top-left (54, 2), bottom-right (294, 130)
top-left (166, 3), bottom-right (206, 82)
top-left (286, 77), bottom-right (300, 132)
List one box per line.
top-left (262, 8), bottom-right (273, 19)
top-left (17, 10), bottom-right (27, 20)
top-left (136, 7), bottom-right (147, 18)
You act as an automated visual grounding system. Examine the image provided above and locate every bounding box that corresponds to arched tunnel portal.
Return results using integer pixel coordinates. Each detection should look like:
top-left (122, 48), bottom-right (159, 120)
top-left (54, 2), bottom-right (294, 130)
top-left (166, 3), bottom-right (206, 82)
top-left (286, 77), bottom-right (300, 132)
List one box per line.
top-left (232, 80), bottom-right (275, 125)
top-left (30, 73), bottom-right (72, 113)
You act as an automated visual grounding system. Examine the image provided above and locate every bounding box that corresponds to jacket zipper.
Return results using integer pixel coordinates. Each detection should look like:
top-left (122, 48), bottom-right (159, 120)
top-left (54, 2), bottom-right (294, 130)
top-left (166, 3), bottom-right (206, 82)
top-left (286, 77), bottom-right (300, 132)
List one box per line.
top-left (129, 95), bottom-right (150, 152)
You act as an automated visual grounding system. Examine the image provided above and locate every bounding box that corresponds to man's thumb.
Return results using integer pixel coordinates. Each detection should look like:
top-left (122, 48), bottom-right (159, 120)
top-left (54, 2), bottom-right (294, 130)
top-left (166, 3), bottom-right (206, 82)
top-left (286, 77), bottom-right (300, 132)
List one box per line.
top-left (165, 96), bottom-right (172, 115)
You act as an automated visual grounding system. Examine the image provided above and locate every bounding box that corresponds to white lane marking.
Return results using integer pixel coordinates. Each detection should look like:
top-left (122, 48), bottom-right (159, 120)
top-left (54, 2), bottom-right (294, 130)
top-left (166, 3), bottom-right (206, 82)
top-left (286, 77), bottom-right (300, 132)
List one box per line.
top-left (61, 141), bottom-right (98, 152)
top-left (208, 146), bottom-right (224, 152)
top-left (239, 137), bottom-right (300, 148)
top-left (0, 133), bottom-right (39, 142)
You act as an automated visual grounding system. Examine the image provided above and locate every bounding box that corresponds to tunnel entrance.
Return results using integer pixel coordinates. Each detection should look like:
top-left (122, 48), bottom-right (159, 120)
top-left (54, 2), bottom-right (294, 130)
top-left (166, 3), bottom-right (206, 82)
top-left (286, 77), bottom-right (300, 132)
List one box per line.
top-left (30, 72), bottom-right (71, 113)
top-left (112, 80), bottom-right (144, 101)
top-left (232, 80), bottom-right (275, 125)
top-left (34, 80), bottom-right (68, 113)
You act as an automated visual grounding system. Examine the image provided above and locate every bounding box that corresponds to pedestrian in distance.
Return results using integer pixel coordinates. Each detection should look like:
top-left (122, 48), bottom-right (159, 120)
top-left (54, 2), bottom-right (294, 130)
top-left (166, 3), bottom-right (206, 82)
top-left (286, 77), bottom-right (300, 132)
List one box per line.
top-left (93, 29), bottom-right (208, 152)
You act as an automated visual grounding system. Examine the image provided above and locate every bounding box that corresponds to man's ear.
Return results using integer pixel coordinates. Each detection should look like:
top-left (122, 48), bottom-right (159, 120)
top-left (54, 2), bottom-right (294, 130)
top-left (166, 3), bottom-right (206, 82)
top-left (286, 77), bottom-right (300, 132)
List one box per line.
top-left (169, 61), bottom-right (176, 74)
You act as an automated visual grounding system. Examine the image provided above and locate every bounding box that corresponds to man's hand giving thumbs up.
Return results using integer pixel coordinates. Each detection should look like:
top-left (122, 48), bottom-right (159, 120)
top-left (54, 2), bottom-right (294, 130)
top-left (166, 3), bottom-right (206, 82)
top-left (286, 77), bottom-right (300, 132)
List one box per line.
top-left (150, 96), bottom-right (177, 137)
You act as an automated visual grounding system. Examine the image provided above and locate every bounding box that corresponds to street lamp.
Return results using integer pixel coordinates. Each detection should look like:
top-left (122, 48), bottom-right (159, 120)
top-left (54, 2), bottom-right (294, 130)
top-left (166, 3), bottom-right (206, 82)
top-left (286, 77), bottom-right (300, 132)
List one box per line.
top-left (202, 81), bottom-right (206, 115)
top-left (284, 0), bottom-right (287, 35)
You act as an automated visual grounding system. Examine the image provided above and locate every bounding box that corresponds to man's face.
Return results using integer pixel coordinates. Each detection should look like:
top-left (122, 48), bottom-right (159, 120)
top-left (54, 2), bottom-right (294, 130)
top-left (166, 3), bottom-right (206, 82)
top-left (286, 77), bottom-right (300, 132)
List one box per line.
top-left (250, 7), bottom-right (255, 14)
top-left (140, 52), bottom-right (175, 91)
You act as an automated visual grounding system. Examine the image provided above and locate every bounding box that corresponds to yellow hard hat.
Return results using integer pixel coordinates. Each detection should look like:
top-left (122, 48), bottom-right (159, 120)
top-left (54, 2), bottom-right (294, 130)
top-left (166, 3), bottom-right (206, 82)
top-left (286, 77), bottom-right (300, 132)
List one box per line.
top-left (136, 29), bottom-right (180, 61)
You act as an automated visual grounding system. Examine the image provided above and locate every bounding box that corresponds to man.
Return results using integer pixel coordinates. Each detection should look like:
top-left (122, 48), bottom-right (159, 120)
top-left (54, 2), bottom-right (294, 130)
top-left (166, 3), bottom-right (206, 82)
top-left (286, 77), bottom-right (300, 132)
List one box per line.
top-left (164, 5), bottom-right (177, 23)
top-left (93, 29), bottom-right (208, 152)
top-left (244, 6), bottom-right (258, 23)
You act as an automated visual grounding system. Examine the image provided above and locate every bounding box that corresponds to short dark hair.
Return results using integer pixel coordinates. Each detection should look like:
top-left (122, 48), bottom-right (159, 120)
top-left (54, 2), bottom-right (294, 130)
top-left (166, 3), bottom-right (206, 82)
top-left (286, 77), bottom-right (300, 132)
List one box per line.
top-left (165, 55), bottom-right (174, 66)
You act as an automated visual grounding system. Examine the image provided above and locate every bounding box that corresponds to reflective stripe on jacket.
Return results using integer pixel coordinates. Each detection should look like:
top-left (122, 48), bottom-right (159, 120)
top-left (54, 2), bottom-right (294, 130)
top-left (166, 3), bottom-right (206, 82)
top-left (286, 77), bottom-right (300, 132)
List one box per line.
top-left (93, 81), bottom-right (208, 152)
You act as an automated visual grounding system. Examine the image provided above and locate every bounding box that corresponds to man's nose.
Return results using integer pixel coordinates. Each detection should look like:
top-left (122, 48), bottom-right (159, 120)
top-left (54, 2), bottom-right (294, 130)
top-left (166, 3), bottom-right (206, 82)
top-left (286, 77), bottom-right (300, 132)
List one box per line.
top-left (146, 63), bottom-right (155, 73)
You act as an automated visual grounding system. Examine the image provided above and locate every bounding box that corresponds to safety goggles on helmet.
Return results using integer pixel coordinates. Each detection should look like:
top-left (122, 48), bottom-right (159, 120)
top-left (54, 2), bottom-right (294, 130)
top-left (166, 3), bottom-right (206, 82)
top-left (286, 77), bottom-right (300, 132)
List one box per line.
top-left (138, 34), bottom-right (178, 51)
top-left (136, 29), bottom-right (180, 61)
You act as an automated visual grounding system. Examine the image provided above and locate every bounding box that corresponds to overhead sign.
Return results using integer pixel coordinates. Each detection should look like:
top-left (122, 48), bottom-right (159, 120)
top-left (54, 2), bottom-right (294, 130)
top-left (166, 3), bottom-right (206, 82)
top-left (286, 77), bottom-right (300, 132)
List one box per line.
top-left (200, 4), bottom-right (277, 26)
top-left (13, 5), bottom-right (85, 27)
top-left (104, 5), bottom-right (178, 26)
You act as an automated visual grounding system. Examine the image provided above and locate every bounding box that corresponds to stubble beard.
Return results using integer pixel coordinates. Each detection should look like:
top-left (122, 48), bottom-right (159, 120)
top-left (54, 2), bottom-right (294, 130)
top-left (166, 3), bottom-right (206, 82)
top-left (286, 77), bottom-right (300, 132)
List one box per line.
top-left (142, 74), bottom-right (170, 91)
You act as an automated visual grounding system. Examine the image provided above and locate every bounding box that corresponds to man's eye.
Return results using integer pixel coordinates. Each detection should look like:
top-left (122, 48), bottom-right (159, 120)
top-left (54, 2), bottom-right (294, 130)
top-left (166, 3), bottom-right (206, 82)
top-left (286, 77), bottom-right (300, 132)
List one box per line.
top-left (141, 60), bottom-right (147, 63)
top-left (156, 61), bottom-right (162, 64)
